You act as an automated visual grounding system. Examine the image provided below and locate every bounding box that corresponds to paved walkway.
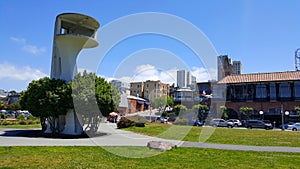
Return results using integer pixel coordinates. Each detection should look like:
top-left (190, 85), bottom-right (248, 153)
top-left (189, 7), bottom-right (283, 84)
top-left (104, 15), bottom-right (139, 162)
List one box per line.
top-left (0, 123), bottom-right (300, 153)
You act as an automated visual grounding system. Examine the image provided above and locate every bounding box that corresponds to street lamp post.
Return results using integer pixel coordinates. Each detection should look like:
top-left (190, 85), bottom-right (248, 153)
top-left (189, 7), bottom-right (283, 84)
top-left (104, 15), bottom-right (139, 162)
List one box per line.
top-left (259, 110), bottom-right (264, 120)
top-left (281, 104), bottom-right (290, 131)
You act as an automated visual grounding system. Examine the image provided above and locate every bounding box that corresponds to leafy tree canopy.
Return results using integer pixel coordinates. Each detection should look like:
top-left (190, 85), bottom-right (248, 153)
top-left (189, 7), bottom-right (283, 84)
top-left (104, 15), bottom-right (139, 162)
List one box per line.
top-left (19, 77), bottom-right (73, 118)
top-left (192, 104), bottom-right (209, 112)
top-left (71, 71), bottom-right (120, 117)
top-left (0, 100), bottom-right (7, 110)
top-left (8, 102), bottom-right (21, 111)
top-left (174, 104), bottom-right (188, 116)
top-left (240, 107), bottom-right (253, 118)
top-left (166, 96), bottom-right (174, 106)
top-left (151, 97), bottom-right (167, 109)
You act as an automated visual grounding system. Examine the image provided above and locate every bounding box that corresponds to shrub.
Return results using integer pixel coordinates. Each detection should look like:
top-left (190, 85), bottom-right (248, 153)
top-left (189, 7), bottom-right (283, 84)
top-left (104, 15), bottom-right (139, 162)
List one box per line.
top-left (27, 120), bottom-right (34, 125)
top-left (27, 115), bottom-right (38, 121)
top-left (19, 120), bottom-right (28, 125)
top-left (1, 121), bottom-right (13, 125)
top-left (173, 118), bottom-right (188, 126)
top-left (161, 111), bottom-right (167, 117)
top-left (117, 117), bottom-right (135, 129)
top-left (135, 122), bottom-right (145, 127)
top-left (16, 114), bottom-right (25, 120)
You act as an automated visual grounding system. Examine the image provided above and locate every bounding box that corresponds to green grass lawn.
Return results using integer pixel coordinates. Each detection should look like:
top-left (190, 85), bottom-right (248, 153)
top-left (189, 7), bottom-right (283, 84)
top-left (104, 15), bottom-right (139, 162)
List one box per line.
top-left (124, 123), bottom-right (300, 147)
top-left (0, 124), bottom-right (41, 129)
top-left (0, 146), bottom-right (299, 169)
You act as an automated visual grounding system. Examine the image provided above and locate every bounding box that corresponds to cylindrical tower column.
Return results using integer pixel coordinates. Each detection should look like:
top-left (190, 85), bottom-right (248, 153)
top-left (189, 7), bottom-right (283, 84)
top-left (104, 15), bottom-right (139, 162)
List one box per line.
top-left (48, 13), bottom-right (100, 135)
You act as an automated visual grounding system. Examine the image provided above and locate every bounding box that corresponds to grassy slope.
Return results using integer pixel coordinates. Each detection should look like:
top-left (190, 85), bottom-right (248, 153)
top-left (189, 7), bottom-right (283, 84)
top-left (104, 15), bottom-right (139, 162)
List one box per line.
top-left (0, 146), bottom-right (299, 169)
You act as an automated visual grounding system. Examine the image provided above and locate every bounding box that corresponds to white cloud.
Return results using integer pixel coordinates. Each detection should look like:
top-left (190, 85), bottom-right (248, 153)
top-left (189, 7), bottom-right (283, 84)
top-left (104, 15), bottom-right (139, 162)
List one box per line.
top-left (10, 37), bottom-right (46, 55)
top-left (22, 45), bottom-right (46, 55)
top-left (104, 64), bottom-right (213, 85)
top-left (10, 37), bottom-right (26, 44)
top-left (0, 62), bottom-right (47, 81)
top-left (191, 67), bottom-right (210, 82)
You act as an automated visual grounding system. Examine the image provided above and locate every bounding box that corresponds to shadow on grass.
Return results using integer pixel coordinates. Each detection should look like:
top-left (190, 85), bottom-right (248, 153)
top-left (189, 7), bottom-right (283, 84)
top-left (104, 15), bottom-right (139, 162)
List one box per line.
top-left (0, 129), bottom-right (109, 139)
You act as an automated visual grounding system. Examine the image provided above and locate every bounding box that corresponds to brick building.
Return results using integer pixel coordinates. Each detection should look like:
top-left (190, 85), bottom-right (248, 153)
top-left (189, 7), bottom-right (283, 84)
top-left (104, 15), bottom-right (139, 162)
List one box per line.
top-left (217, 71), bottom-right (300, 124)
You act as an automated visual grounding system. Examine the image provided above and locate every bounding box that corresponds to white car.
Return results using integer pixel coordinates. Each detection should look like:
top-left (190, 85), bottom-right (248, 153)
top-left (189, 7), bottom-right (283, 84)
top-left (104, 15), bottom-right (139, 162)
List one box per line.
top-left (227, 119), bottom-right (242, 127)
top-left (209, 119), bottom-right (234, 128)
top-left (287, 123), bottom-right (300, 131)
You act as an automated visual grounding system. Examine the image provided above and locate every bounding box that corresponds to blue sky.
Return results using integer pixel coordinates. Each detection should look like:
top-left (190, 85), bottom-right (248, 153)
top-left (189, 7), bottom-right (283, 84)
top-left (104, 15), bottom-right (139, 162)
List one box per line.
top-left (0, 0), bottom-right (299, 91)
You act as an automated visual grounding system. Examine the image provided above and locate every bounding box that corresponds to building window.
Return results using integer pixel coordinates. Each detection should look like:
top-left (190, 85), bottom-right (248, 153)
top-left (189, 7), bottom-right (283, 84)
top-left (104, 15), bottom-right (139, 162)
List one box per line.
top-left (294, 82), bottom-right (300, 98)
top-left (279, 83), bottom-right (291, 98)
top-left (255, 84), bottom-right (267, 98)
top-left (269, 83), bottom-right (276, 100)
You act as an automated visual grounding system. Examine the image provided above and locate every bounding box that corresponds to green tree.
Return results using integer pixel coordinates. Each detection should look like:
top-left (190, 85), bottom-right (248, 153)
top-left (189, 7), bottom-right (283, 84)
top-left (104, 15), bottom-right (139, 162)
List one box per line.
top-left (220, 106), bottom-right (229, 120)
top-left (72, 71), bottom-right (120, 133)
top-left (8, 102), bottom-right (21, 111)
top-left (174, 104), bottom-right (187, 116)
top-left (19, 77), bottom-right (73, 133)
top-left (295, 106), bottom-right (300, 115)
top-left (166, 96), bottom-right (174, 107)
top-left (240, 107), bottom-right (253, 119)
top-left (151, 97), bottom-right (167, 109)
top-left (192, 104), bottom-right (209, 121)
top-left (0, 100), bottom-right (7, 110)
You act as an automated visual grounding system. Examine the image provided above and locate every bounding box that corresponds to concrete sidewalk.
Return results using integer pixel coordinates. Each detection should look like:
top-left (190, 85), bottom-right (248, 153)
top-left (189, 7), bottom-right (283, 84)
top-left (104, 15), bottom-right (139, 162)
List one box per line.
top-left (0, 123), bottom-right (182, 146)
top-left (0, 123), bottom-right (300, 153)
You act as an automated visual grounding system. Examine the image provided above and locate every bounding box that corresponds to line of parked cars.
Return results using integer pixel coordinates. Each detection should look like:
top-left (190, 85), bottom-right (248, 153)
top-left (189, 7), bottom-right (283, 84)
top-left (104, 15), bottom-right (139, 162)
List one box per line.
top-left (206, 119), bottom-right (300, 131)
top-left (207, 119), bottom-right (273, 130)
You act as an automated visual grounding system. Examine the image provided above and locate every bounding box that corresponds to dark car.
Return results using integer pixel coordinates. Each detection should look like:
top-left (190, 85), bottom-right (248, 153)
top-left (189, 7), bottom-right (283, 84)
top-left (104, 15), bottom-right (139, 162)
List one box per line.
top-left (245, 120), bottom-right (273, 130)
top-left (193, 120), bottom-right (203, 126)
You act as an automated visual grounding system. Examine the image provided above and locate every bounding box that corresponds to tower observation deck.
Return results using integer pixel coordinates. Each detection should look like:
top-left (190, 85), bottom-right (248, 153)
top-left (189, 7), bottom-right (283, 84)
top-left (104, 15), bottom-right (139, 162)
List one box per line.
top-left (50, 13), bottom-right (100, 82)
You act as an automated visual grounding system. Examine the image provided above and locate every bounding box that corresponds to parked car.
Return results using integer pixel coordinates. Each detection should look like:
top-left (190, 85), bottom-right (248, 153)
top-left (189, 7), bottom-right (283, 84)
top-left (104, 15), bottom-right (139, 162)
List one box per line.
top-left (193, 120), bottom-right (203, 126)
top-left (245, 120), bottom-right (273, 130)
top-left (227, 119), bottom-right (242, 127)
top-left (286, 123), bottom-right (300, 131)
top-left (279, 122), bottom-right (295, 129)
top-left (209, 119), bottom-right (234, 128)
top-left (167, 113), bottom-right (177, 122)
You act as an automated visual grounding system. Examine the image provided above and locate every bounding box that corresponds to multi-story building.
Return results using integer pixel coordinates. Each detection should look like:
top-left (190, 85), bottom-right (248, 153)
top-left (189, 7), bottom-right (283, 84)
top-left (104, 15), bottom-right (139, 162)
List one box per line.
top-left (218, 55), bottom-right (242, 80)
top-left (216, 71), bottom-right (300, 124)
top-left (130, 80), bottom-right (169, 100)
top-left (218, 55), bottom-right (233, 81)
top-left (173, 88), bottom-right (197, 108)
top-left (130, 82), bottom-right (143, 98)
top-left (177, 70), bottom-right (186, 88)
top-left (143, 80), bottom-right (169, 100)
top-left (232, 61), bottom-right (242, 75)
top-left (110, 79), bottom-right (130, 94)
top-left (177, 70), bottom-right (196, 89)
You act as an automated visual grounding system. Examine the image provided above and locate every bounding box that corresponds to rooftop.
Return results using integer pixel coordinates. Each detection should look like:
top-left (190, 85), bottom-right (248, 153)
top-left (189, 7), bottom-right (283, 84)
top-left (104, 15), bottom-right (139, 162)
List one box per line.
top-left (218, 71), bottom-right (300, 84)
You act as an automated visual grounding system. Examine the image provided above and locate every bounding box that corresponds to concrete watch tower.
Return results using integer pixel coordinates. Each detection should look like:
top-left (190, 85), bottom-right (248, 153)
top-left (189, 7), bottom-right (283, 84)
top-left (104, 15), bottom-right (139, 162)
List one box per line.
top-left (49, 13), bottom-right (100, 135)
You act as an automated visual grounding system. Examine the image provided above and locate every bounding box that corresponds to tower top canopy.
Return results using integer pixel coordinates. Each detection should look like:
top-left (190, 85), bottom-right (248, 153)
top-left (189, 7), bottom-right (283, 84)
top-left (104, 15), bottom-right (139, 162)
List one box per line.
top-left (57, 13), bottom-right (100, 30)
